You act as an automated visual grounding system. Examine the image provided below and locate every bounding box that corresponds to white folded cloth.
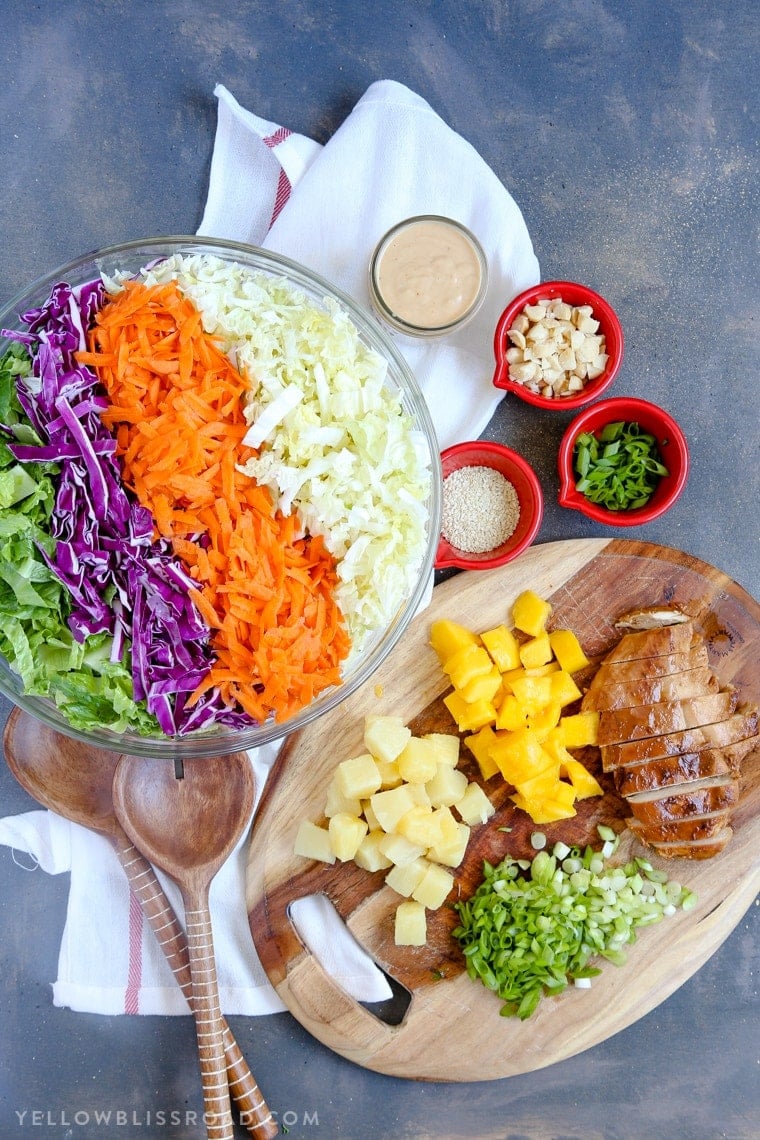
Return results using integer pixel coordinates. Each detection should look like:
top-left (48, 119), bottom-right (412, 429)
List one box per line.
top-left (0, 80), bottom-right (538, 1016)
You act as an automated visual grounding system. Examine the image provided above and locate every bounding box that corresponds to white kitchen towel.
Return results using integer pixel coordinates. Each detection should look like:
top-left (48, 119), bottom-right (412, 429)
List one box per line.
top-left (0, 79), bottom-right (539, 1017)
top-left (0, 744), bottom-right (393, 1014)
top-left (199, 80), bottom-right (540, 449)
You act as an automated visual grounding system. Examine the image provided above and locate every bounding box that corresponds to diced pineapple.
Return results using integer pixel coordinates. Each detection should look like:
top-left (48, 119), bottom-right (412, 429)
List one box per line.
top-left (375, 757), bottom-right (404, 789)
top-left (518, 631), bottom-right (553, 670)
top-left (549, 670), bottom-right (583, 707)
top-left (495, 693), bottom-right (529, 733)
top-left (361, 799), bottom-right (381, 831)
top-left (512, 589), bottom-right (552, 637)
top-left (444, 643), bottom-right (494, 690)
top-left (549, 629), bottom-right (590, 674)
top-left (560, 710), bottom-right (600, 747)
top-left (425, 763), bottom-right (469, 807)
top-left (370, 784), bottom-right (421, 833)
top-left (430, 820), bottom-right (470, 868)
top-left (353, 830), bottom-right (394, 872)
top-left (396, 805), bottom-right (441, 849)
top-left (443, 690), bottom-right (497, 732)
top-left (429, 619), bottom-right (480, 664)
top-left (463, 725), bottom-right (501, 780)
top-left (385, 857), bottom-right (428, 898)
top-left (422, 732), bottom-right (461, 767)
top-left (336, 753), bottom-right (382, 800)
top-left (412, 862), bottom-right (455, 909)
top-left (480, 624), bottom-right (521, 671)
top-left (397, 736), bottom-right (439, 784)
top-left (561, 758), bottom-right (604, 799)
top-left (364, 714), bottom-right (412, 764)
top-left (454, 782), bottom-right (496, 826)
top-left (378, 831), bottom-right (426, 866)
top-left (293, 820), bottom-right (336, 864)
top-left (431, 805), bottom-right (460, 851)
top-left (324, 775), bottom-right (362, 819)
top-left (458, 666), bottom-right (502, 705)
top-left (328, 812), bottom-right (368, 861)
top-left (394, 899), bottom-right (427, 946)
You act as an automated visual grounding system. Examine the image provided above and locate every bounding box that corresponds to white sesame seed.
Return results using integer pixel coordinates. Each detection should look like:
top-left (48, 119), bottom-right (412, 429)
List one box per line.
top-left (441, 465), bottom-right (521, 553)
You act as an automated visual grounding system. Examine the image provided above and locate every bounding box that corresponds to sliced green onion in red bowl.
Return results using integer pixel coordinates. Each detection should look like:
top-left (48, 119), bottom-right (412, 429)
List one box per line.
top-left (558, 397), bottom-right (689, 525)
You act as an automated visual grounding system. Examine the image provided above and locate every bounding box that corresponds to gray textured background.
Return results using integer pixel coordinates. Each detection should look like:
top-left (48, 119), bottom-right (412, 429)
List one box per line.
top-left (1, 2), bottom-right (758, 1138)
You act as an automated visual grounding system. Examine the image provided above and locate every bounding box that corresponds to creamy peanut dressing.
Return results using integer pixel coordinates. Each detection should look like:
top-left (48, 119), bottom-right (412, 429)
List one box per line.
top-left (375, 219), bottom-right (484, 329)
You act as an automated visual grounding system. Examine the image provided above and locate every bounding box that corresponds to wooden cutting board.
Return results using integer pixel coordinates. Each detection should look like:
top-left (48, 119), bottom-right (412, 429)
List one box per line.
top-left (245, 539), bottom-right (760, 1081)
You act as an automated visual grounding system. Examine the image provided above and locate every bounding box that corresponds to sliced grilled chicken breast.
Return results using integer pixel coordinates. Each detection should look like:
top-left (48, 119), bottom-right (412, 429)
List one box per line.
top-left (626, 778), bottom-right (739, 823)
top-left (649, 827), bottom-right (734, 860)
top-left (582, 667), bottom-right (719, 712)
top-left (601, 709), bottom-right (758, 771)
top-left (586, 645), bottom-right (709, 692)
top-left (597, 691), bottom-right (738, 746)
top-left (603, 620), bottom-right (694, 663)
top-left (627, 811), bottom-right (731, 843)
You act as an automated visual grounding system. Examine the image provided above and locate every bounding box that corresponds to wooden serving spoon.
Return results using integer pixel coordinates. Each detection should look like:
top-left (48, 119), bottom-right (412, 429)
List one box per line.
top-left (3, 709), bottom-right (277, 1139)
top-left (112, 750), bottom-right (260, 1140)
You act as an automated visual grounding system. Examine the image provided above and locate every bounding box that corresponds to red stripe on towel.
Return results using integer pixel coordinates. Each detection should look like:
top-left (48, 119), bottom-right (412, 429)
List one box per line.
top-left (263, 127), bottom-right (293, 226)
top-left (124, 889), bottom-right (143, 1014)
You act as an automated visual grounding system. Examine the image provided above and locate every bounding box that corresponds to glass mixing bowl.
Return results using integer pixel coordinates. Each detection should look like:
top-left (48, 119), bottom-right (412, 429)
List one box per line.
top-left (0, 236), bottom-right (442, 758)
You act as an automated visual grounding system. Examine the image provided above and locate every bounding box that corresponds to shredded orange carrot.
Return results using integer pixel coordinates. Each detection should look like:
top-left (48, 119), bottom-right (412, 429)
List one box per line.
top-left (79, 279), bottom-right (350, 724)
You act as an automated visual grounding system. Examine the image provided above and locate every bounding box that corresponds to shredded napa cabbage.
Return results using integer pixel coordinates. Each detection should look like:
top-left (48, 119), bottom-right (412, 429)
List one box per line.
top-left (138, 254), bottom-right (432, 657)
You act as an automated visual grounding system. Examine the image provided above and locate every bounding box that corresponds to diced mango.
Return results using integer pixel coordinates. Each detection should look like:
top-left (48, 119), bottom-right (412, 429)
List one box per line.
top-left (463, 725), bottom-right (501, 780)
top-left (412, 862), bottom-right (455, 909)
top-left (429, 619), bottom-right (480, 664)
top-left (454, 782), bottom-right (496, 826)
top-left (510, 792), bottom-right (576, 823)
top-left (422, 733), bottom-right (460, 767)
top-left (443, 691), bottom-right (497, 732)
top-left (517, 763), bottom-right (563, 801)
top-left (394, 899), bottom-right (427, 946)
top-left (397, 736), bottom-right (439, 784)
top-left (489, 728), bottom-right (549, 783)
top-left (560, 710), bottom-right (600, 748)
top-left (354, 830), bottom-right (394, 872)
top-left (328, 812), bottom-right (368, 861)
top-left (512, 590), bottom-right (552, 637)
top-left (425, 763), bottom-right (469, 807)
top-left (385, 857), bottom-right (428, 898)
top-left (293, 820), bottom-right (336, 864)
top-left (526, 701), bottom-right (562, 736)
top-left (336, 753), bottom-right (382, 800)
top-left (443, 643), bottom-right (494, 690)
top-left (519, 631), bottom-right (553, 670)
top-left (495, 693), bottom-right (529, 733)
top-left (364, 714), bottom-right (412, 764)
top-left (509, 674), bottom-right (554, 714)
top-left (378, 831), bottom-right (426, 867)
top-left (459, 666), bottom-right (502, 704)
top-left (561, 758), bottom-right (604, 799)
top-left (481, 624), bottom-right (521, 671)
top-left (549, 629), bottom-right (590, 674)
top-left (549, 670), bottom-right (583, 708)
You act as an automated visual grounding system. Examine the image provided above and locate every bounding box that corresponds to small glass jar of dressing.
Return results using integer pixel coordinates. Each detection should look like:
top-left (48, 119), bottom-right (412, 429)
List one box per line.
top-left (369, 215), bottom-right (488, 337)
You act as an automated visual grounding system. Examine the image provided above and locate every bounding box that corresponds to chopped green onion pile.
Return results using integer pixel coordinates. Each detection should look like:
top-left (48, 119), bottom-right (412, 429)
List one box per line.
top-left (452, 827), bottom-right (696, 1020)
top-left (573, 420), bottom-right (669, 511)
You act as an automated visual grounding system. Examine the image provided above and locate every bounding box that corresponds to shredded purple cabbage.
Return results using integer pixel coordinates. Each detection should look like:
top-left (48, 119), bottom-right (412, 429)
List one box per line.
top-left (4, 279), bottom-right (256, 735)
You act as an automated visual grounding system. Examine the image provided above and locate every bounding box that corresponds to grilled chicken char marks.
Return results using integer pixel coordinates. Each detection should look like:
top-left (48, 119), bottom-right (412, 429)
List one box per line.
top-left (582, 615), bottom-right (759, 858)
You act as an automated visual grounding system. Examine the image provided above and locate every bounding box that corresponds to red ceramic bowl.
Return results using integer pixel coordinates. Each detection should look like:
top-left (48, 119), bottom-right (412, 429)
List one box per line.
top-left (558, 397), bottom-right (689, 526)
top-left (493, 280), bottom-right (624, 410)
top-left (435, 441), bottom-right (544, 570)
